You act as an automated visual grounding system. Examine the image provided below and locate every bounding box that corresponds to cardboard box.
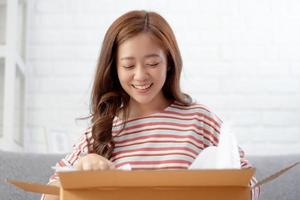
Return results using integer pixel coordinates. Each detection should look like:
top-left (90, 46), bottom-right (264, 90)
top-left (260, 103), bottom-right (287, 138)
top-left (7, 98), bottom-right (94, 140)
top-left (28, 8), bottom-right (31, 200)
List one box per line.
top-left (7, 162), bottom-right (299, 200)
top-left (8, 168), bottom-right (252, 200)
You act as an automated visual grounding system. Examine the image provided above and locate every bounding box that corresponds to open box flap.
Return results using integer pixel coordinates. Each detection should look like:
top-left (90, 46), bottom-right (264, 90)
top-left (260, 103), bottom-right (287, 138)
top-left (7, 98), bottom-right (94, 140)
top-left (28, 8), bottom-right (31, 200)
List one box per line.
top-left (252, 161), bottom-right (300, 189)
top-left (58, 168), bottom-right (255, 190)
top-left (6, 179), bottom-right (59, 195)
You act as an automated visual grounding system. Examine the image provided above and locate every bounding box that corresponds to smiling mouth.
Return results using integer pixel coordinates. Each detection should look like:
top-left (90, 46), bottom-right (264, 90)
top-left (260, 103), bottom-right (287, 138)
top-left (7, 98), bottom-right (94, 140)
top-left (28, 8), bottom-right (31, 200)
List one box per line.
top-left (131, 83), bottom-right (153, 90)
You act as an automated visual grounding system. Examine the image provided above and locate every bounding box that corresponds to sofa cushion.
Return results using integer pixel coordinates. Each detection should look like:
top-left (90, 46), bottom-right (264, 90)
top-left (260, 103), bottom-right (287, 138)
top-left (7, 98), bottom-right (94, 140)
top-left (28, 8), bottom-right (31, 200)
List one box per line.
top-left (0, 150), bottom-right (62, 200)
top-left (248, 155), bottom-right (300, 200)
top-left (0, 150), bottom-right (299, 200)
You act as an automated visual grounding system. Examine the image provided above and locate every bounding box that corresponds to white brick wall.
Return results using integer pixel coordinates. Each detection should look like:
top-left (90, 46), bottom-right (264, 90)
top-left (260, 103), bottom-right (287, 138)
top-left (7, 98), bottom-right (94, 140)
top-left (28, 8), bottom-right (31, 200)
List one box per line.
top-left (0, 3), bottom-right (5, 44)
top-left (0, 60), bottom-right (3, 137)
top-left (25, 0), bottom-right (300, 155)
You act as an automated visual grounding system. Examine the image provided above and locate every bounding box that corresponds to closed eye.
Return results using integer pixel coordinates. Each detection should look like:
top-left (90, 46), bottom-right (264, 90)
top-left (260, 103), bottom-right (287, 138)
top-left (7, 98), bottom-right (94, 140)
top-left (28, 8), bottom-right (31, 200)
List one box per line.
top-left (146, 63), bottom-right (159, 67)
top-left (123, 65), bottom-right (134, 69)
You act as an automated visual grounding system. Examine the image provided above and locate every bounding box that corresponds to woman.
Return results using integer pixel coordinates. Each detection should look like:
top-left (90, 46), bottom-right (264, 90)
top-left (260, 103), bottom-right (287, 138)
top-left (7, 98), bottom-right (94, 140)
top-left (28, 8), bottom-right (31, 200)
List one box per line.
top-left (43, 10), bottom-right (259, 200)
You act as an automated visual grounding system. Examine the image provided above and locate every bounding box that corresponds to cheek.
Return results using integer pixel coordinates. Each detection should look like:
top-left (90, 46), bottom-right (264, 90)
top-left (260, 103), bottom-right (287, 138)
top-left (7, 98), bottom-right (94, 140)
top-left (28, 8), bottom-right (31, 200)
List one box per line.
top-left (117, 69), bottom-right (131, 86)
top-left (156, 66), bottom-right (168, 82)
top-left (116, 68), bottom-right (124, 85)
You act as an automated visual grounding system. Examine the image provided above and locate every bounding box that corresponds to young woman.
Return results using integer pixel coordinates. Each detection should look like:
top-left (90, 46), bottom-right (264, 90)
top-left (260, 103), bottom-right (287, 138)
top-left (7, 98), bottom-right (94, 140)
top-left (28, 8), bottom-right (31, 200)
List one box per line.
top-left (43, 10), bottom-right (259, 200)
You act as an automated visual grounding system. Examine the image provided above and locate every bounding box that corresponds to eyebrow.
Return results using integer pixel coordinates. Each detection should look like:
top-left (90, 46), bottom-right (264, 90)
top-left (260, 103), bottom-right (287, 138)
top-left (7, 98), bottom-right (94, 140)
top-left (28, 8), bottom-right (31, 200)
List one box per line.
top-left (120, 54), bottom-right (161, 60)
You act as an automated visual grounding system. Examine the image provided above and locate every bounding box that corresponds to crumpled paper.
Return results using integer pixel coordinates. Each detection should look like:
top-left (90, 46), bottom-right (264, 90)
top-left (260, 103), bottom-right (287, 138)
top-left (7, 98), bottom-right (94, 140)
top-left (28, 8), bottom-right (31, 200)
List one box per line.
top-left (189, 122), bottom-right (241, 169)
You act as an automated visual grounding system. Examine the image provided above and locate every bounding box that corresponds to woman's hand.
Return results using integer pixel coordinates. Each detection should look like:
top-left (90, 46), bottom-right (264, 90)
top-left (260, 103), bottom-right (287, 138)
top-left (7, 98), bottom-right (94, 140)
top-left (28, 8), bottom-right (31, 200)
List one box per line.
top-left (74, 153), bottom-right (115, 171)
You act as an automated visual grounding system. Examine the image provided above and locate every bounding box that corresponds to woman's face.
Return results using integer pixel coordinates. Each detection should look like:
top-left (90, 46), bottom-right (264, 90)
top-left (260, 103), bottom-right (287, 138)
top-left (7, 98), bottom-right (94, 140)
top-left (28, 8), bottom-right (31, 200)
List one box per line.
top-left (117, 33), bottom-right (168, 107)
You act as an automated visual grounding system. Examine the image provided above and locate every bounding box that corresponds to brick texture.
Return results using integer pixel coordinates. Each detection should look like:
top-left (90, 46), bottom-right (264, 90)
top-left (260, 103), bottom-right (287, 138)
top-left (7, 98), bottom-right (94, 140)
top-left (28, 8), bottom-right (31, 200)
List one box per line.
top-left (25, 0), bottom-right (300, 155)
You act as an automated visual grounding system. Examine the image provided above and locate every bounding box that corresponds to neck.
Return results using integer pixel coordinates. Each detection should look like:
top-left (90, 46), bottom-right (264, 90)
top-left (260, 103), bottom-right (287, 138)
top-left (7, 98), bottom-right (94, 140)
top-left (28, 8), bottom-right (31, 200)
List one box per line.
top-left (128, 94), bottom-right (170, 119)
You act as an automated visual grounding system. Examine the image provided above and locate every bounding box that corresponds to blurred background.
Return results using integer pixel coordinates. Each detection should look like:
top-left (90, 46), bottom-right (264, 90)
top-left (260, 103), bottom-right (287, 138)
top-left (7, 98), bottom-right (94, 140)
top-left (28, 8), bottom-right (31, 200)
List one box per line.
top-left (0, 0), bottom-right (299, 155)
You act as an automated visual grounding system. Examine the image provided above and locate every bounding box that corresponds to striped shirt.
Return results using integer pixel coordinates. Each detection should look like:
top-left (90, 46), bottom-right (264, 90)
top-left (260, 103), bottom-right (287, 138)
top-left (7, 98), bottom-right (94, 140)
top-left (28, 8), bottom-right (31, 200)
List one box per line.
top-left (49, 101), bottom-right (259, 199)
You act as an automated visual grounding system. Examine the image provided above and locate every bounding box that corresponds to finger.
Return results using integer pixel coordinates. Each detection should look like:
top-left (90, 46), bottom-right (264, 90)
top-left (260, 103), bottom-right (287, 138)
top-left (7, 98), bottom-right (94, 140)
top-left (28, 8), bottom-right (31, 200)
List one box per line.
top-left (108, 162), bottom-right (115, 169)
top-left (82, 162), bottom-right (93, 171)
top-left (92, 162), bottom-right (105, 170)
top-left (91, 164), bottom-right (100, 171)
top-left (74, 161), bottom-right (83, 170)
top-left (104, 160), bottom-right (115, 170)
top-left (99, 161), bottom-right (110, 170)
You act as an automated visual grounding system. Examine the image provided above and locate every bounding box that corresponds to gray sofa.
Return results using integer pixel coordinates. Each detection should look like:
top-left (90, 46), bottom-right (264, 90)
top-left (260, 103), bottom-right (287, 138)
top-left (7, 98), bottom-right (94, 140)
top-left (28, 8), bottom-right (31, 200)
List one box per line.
top-left (0, 150), bottom-right (299, 200)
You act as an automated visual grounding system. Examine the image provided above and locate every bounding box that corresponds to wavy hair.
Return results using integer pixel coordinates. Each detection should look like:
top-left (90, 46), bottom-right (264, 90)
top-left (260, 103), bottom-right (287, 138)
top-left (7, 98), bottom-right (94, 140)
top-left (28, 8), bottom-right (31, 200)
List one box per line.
top-left (90, 10), bottom-right (192, 158)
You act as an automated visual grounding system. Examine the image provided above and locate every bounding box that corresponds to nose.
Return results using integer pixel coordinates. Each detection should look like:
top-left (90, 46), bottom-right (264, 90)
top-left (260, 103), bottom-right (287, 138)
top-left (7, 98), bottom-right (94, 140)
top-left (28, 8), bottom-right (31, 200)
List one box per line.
top-left (134, 65), bottom-right (148, 81)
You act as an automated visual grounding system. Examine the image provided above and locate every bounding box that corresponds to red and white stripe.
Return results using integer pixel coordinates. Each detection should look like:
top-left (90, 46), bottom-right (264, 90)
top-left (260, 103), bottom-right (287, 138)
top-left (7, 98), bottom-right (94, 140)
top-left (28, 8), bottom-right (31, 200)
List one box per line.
top-left (47, 101), bottom-right (259, 200)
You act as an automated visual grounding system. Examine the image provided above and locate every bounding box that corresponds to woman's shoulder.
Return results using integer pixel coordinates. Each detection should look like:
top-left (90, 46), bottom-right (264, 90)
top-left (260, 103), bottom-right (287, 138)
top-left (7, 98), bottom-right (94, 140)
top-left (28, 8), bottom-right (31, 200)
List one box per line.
top-left (170, 100), bottom-right (222, 144)
top-left (171, 100), bottom-right (211, 110)
top-left (71, 127), bottom-right (94, 153)
top-left (75, 127), bottom-right (92, 141)
top-left (169, 100), bottom-right (223, 127)
top-left (171, 100), bottom-right (221, 118)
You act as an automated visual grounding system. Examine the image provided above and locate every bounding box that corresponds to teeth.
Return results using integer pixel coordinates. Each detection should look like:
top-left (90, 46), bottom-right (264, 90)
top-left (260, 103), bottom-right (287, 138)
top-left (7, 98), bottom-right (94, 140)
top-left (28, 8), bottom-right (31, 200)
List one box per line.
top-left (132, 84), bottom-right (152, 90)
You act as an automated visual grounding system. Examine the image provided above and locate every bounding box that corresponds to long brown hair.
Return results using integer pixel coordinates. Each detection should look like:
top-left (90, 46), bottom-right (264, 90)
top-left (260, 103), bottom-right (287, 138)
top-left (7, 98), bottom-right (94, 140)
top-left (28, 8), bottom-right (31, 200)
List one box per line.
top-left (90, 10), bottom-right (192, 158)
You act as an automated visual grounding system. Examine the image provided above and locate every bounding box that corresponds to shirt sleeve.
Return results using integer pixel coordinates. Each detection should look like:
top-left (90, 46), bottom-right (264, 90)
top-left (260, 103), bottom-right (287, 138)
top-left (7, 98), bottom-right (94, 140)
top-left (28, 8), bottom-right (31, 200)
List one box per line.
top-left (48, 130), bottom-right (92, 183)
top-left (239, 147), bottom-right (261, 200)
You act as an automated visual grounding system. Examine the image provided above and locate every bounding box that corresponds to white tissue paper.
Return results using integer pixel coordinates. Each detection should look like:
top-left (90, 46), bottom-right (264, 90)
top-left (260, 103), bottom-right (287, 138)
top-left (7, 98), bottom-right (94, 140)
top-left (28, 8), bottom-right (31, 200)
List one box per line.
top-left (52, 166), bottom-right (76, 172)
top-left (189, 122), bottom-right (241, 170)
top-left (118, 163), bottom-right (132, 171)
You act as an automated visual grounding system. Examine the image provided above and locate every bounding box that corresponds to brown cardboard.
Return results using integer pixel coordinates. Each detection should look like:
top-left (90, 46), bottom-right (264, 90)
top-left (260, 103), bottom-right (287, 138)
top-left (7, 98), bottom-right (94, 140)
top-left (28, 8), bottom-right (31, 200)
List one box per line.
top-left (7, 161), bottom-right (300, 200)
top-left (6, 179), bottom-right (59, 195)
top-left (8, 168), bottom-right (254, 200)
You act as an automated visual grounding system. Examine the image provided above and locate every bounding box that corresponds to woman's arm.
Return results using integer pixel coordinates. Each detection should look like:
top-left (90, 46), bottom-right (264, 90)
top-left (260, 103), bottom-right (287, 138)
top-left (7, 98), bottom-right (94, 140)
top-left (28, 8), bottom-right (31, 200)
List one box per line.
top-left (42, 130), bottom-right (114, 200)
top-left (42, 131), bottom-right (91, 200)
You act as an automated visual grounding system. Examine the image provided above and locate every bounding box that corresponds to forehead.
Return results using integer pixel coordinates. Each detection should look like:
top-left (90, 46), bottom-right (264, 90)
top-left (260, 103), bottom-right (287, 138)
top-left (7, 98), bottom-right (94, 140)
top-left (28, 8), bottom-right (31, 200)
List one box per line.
top-left (117, 33), bottom-right (165, 59)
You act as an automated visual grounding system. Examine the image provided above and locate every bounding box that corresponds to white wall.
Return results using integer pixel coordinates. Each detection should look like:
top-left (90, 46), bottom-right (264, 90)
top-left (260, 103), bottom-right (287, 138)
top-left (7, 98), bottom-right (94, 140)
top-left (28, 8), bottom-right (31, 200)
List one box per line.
top-left (0, 59), bottom-right (3, 137)
top-left (25, 0), bottom-right (300, 155)
top-left (0, 2), bottom-right (5, 45)
top-left (0, 1), bottom-right (6, 139)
